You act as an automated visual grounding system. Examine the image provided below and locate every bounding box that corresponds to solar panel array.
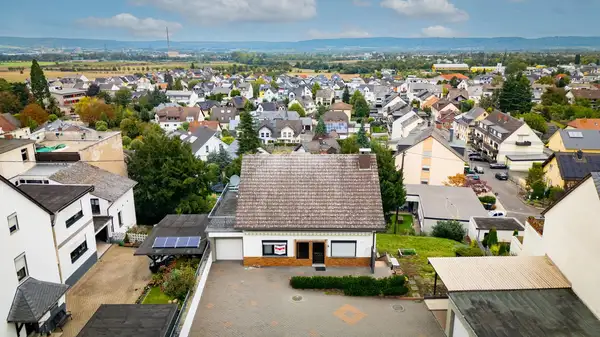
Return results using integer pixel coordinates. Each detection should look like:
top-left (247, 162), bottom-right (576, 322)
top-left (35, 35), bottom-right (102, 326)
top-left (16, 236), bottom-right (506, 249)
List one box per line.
top-left (152, 236), bottom-right (201, 249)
top-left (568, 131), bottom-right (583, 138)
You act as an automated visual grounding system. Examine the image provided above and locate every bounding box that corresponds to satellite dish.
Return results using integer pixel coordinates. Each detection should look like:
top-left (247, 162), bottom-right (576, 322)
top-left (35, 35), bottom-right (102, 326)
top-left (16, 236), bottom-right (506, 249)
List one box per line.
top-left (229, 175), bottom-right (240, 187)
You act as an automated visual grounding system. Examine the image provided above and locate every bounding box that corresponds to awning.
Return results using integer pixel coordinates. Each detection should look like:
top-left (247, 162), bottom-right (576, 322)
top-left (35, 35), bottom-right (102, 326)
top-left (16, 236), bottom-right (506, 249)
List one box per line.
top-left (93, 216), bottom-right (112, 234)
top-left (7, 278), bottom-right (69, 323)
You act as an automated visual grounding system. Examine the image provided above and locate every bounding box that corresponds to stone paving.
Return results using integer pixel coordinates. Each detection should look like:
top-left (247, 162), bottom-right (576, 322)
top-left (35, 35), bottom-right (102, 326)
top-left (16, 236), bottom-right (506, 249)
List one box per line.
top-left (60, 246), bottom-right (151, 337)
top-left (190, 261), bottom-right (445, 337)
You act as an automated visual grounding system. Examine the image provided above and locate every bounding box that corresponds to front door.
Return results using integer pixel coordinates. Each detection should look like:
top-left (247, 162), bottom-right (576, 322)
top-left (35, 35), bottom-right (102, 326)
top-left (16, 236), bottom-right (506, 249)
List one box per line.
top-left (312, 242), bottom-right (325, 264)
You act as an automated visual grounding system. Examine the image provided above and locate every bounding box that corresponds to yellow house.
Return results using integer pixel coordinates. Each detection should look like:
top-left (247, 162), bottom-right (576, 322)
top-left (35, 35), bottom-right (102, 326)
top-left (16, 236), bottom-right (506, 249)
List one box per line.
top-left (543, 152), bottom-right (600, 190)
top-left (395, 128), bottom-right (466, 186)
top-left (547, 129), bottom-right (600, 153)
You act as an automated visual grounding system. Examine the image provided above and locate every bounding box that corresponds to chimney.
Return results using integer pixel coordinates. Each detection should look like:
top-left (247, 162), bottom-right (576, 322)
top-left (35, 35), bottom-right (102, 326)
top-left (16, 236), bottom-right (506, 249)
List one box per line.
top-left (359, 148), bottom-right (372, 170)
top-left (449, 128), bottom-right (455, 143)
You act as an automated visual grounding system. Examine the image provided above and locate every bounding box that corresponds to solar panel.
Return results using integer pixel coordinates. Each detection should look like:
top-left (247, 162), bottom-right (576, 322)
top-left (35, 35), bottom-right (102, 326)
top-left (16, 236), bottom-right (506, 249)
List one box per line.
top-left (152, 237), bottom-right (167, 248)
top-left (187, 237), bottom-right (201, 248)
top-left (164, 237), bottom-right (178, 248)
top-left (568, 131), bottom-right (583, 138)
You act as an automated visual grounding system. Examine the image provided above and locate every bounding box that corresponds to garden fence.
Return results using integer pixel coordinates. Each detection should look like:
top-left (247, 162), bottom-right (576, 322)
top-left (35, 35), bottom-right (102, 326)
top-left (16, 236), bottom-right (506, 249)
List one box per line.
top-left (110, 232), bottom-right (148, 244)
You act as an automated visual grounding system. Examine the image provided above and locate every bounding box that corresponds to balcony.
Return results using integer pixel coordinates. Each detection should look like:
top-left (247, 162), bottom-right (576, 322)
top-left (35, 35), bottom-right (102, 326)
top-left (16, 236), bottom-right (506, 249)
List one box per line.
top-left (516, 140), bottom-right (532, 146)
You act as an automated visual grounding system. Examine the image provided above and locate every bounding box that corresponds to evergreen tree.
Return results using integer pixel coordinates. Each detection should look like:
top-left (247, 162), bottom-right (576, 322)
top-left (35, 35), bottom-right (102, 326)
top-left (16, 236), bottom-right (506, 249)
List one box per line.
top-left (342, 86), bottom-right (350, 104)
top-left (487, 227), bottom-right (499, 247)
top-left (86, 83), bottom-right (100, 97)
top-left (30, 59), bottom-right (50, 109)
top-left (498, 72), bottom-right (533, 114)
top-left (575, 54), bottom-right (581, 65)
top-left (314, 117), bottom-right (327, 137)
top-left (237, 112), bottom-right (260, 155)
top-left (356, 122), bottom-right (369, 148)
top-left (372, 142), bottom-right (406, 223)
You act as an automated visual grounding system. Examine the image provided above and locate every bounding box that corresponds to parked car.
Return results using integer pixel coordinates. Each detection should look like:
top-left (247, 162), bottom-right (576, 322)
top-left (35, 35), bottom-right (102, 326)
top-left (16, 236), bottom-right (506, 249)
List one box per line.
top-left (474, 166), bottom-right (485, 174)
top-left (490, 163), bottom-right (508, 169)
top-left (466, 173), bottom-right (480, 180)
top-left (469, 155), bottom-right (485, 162)
top-left (495, 172), bottom-right (509, 180)
top-left (489, 210), bottom-right (507, 217)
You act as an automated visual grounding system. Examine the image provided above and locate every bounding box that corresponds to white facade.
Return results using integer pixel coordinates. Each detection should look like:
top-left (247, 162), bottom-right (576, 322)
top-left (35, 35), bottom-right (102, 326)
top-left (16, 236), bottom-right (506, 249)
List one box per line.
top-left (0, 180), bottom-right (61, 337)
top-left (467, 218), bottom-right (523, 243)
top-left (391, 113), bottom-right (423, 140)
top-left (0, 142), bottom-right (36, 179)
top-left (242, 232), bottom-right (374, 259)
top-left (398, 137), bottom-right (465, 186)
top-left (497, 124), bottom-right (545, 163)
top-left (194, 136), bottom-right (228, 161)
top-left (258, 126), bottom-right (275, 144)
top-left (92, 188), bottom-right (137, 234)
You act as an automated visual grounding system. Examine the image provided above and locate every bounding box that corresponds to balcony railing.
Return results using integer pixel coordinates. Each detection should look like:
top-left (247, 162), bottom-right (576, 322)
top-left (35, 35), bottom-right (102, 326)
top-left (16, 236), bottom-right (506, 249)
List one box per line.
top-left (516, 140), bottom-right (532, 146)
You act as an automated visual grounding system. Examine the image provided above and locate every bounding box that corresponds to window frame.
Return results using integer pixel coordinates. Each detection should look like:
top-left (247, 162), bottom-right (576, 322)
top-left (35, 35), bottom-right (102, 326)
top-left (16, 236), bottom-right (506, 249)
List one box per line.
top-left (118, 211), bottom-right (123, 227)
top-left (8, 212), bottom-right (19, 234)
top-left (65, 201), bottom-right (84, 228)
top-left (422, 165), bottom-right (430, 172)
top-left (330, 241), bottom-right (357, 258)
top-left (70, 239), bottom-right (89, 263)
top-left (262, 240), bottom-right (287, 257)
top-left (14, 253), bottom-right (28, 282)
top-left (21, 148), bottom-right (28, 161)
top-left (90, 198), bottom-right (101, 215)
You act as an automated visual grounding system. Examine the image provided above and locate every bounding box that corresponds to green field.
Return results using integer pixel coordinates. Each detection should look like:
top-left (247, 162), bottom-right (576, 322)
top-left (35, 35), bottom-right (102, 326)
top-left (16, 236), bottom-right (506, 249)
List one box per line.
top-left (0, 61), bottom-right (54, 67)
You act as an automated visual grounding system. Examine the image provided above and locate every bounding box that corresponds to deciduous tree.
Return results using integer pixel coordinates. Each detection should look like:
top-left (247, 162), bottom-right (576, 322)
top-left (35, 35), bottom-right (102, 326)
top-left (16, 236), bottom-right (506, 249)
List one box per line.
top-left (75, 97), bottom-right (115, 126)
top-left (444, 173), bottom-right (467, 187)
top-left (86, 83), bottom-right (100, 97)
top-left (288, 103), bottom-right (306, 117)
top-left (372, 141), bottom-right (406, 223)
top-left (230, 89), bottom-right (241, 97)
top-left (114, 88), bottom-right (132, 107)
top-left (0, 91), bottom-right (21, 114)
top-left (522, 112), bottom-right (548, 133)
top-left (311, 82), bottom-right (321, 100)
top-left (541, 87), bottom-right (567, 106)
top-left (19, 103), bottom-right (49, 129)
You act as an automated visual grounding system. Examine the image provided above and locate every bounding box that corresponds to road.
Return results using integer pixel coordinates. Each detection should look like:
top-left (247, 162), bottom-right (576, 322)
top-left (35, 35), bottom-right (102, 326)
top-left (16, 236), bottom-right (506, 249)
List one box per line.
top-left (468, 160), bottom-right (541, 225)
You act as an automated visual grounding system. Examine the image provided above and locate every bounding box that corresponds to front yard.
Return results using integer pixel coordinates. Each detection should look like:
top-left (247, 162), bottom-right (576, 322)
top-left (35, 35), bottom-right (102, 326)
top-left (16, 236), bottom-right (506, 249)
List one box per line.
top-left (376, 234), bottom-right (463, 295)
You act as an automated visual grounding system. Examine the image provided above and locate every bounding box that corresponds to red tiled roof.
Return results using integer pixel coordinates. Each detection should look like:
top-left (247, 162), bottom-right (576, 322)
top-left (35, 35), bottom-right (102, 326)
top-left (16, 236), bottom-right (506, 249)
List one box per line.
top-left (0, 114), bottom-right (18, 132)
top-left (567, 119), bottom-right (600, 130)
top-left (441, 73), bottom-right (469, 81)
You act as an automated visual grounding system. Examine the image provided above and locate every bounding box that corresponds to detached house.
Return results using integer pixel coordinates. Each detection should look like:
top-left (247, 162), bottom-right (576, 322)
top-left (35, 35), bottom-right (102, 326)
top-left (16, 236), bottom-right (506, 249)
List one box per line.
top-left (154, 106), bottom-right (205, 132)
top-left (206, 153), bottom-right (385, 268)
top-left (315, 89), bottom-right (335, 106)
top-left (547, 129), bottom-right (600, 153)
top-left (172, 126), bottom-right (228, 161)
top-left (329, 102), bottom-right (353, 121)
top-left (566, 89), bottom-right (600, 109)
top-left (542, 151), bottom-right (600, 190)
top-left (452, 107), bottom-right (489, 143)
top-left (322, 110), bottom-right (349, 139)
top-left (258, 120), bottom-right (303, 144)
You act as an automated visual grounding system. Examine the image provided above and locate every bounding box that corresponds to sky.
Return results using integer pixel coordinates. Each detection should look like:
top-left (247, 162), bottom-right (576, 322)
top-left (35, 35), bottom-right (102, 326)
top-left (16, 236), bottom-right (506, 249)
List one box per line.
top-left (2, 0), bottom-right (599, 42)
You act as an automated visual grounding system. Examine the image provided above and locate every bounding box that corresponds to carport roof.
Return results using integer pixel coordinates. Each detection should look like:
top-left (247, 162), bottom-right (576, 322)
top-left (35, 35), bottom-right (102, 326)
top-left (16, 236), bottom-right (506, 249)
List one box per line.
top-left (406, 184), bottom-right (488, 222)
top-left (471, 217), bottom-right (524, 231)
top-left (134, 214), bottom-right (209, 256)
top-left (76, 304), bottom-right (178, 337)
top-left (450, 289), bottom-right (600, 337)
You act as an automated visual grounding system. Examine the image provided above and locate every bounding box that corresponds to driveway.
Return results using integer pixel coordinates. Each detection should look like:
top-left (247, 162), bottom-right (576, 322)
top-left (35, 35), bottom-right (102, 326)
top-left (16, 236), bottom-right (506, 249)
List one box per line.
top-left (469, 160), bottom-right (541, 224)
top-left (60, 246), bottom-right (151, 337)
top-left (191, 262), bottom-right (445, 337)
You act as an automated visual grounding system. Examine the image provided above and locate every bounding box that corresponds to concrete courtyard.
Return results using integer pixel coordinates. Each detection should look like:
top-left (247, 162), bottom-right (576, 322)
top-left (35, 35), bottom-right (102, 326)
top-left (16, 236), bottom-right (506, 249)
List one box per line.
top-left (190, 261), bottom-right (445, 337)
top-left (60, 246), bottom-right (151, 337)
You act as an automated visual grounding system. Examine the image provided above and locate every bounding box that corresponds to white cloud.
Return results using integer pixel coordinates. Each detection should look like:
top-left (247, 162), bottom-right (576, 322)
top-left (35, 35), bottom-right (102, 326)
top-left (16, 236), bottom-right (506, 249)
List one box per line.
top-left (308, 28), bottom-right (371, 39)
top-left (353, 0), bottom-right (372, 6)
top-left (131, 0), bottom-right (317, 23)
top-left (381, 0), bottom-right (469, 22)
top-left (84, 13), bottom-right (182, 38)
top-left (421, 25), bottom-right (459, 37)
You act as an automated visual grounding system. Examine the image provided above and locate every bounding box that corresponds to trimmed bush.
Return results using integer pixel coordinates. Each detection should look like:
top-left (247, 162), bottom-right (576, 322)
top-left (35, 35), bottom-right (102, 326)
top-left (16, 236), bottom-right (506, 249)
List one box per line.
top-left (289, 275), bottom-right (408, 297)
top-left (455, 246), bottom-right (484, 257)
top-left (432, 220), bottom-right (466, 242)
top-left (478, 196), bottom-right (496, 205)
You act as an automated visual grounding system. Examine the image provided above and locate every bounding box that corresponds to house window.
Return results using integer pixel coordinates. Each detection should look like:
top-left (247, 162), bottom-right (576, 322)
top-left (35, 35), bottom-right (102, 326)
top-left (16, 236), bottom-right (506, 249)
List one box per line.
top-left (422, 166), bottom-right (430, 172)
top-left (262, 241), bottom-right (287, 256)
top-left (15, 253), bottom-right (28, 282)
top-left (260, 132), bottom-right (264, 137)
top-left (70, 239), bottom-right (88, 263)
top-left (118, 211), bottom-right (123, 227)
top-left (205, 145), bottom-right (209, 153)
top-left (65, 202), bottom-right (84, 228)
top-left (296, 242), bottom-right (309, 259)
top-left (90, 199), bottom-right (100, 215)
top-left (21, 148), bottom-right (28, 161)
top-left (420, 179), bottom-right (429, 185)
top-left (331, 241), bottom-right (356, 258)
top-left (8, 213), bottom-right (19, 234)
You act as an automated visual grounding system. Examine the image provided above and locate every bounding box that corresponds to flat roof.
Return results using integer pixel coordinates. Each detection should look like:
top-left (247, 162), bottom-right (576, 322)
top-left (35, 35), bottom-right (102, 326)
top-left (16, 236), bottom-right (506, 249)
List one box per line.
top-left (428, 256), bottom-right (571, 292)
top-left (505, 154), bottom-right (548, 161)
top-left (209, 189), bottom-right (238, 217)
top-left (471, 217), bottom-right (524, 231)
top-left (76, 304), bottom-right (178, 337)
top-left (406, 184), bottom-right (488, 221)
top-left (39, 140), bottom-right (99, 152)
top-left (134, 214), bottom-right (209, 256)
top-left (450, 289), bottom-right (600, 337)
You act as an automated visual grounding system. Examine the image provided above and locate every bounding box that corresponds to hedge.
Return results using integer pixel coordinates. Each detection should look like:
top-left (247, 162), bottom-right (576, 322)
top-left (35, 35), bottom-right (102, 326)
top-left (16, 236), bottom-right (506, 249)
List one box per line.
top-left (478, 196), bottom-right (496, 205)
top-left (455, 247), bottom-right (484, 257)
top-left (289, 275), bottom-right (408, 297)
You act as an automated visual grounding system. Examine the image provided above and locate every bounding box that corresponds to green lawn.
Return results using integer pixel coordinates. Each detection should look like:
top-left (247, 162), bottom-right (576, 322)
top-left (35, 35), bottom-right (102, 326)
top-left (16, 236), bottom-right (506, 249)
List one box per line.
top-left (376, 234), bottom-right (461, 280)
top-left (387, 214), bottom-right (414, 234)
top-left (142, 286), bottom-right (173, 304)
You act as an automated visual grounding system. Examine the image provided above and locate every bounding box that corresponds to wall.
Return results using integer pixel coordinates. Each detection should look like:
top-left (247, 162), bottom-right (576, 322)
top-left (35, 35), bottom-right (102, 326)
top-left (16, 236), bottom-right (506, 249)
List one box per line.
top-left (498, 124), bottom-right (544, 163)
top-left (57, 222), bottom-right (97, 285)
top-left (542, 156), bottom-right (564, 188)
top-left (519, 221), bottom-right (545, 257)
top-left (79, 133), bottom-right (127, 177)
top-left (399, 137), bottom-right (464, 186)
top-left (399, 139), bottom-right (425, 185)
top-left (0, 143), bottom-right (36, 179)
top-left (510, 235), bottom-right (523, 256)
top-left (53, 193), bottom-right (93, 245)
top-left (242, 231), bottom-right (373, 267)
top-left (429, 138), bottom-right (465, 186)
top-left (467, 221), bottom-right (522, 243)
top-left (546, 131), bottom-right (565, 152)
top-left (452, 314), bottom-right (471, 337)
top-left (194, 137), bottom-right (227, 161)
top-left (107, 188), bottom-right (137, 233)
top-left (0, 182), bottom-right (60, 337)
top-left (543, 177), bottom-right (600, 318)
top-left (423, 218), bottom-right (470, 235)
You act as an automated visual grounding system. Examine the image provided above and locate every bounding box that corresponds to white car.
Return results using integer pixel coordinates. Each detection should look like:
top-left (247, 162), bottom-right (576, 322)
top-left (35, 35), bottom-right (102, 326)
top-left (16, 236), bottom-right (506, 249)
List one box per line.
top-left (488, 210), bottom-right (506, 217)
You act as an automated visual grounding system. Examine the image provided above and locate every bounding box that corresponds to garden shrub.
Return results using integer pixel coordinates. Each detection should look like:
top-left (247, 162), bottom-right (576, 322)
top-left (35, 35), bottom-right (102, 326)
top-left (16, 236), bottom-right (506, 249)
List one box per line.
top-left (490, 244), bottom-right (500, 256)
top-left (455, 246), bottom-right (484, 257)
top-left (432, 220), bottom-right (466, 242)
top-left (162, 266), bottom-right (196, 301)
top-left (487, 227), bottom-right (499, 247)
top-left (478, 196), bottom-right (496, 205)
top-left (289, 275), bottom-right (408, 297)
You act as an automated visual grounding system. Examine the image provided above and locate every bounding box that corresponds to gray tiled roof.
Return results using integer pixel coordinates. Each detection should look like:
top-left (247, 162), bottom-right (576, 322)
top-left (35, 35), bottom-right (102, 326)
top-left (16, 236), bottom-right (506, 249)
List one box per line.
top-left (0, 138), bottom-right (34, 154)
top-left (235, 154), bottom-right (385, 231)
top-left (7, 278), bottom-right (69, 323)
top-left (591, 172), bottom-right (600, 196)
top-left (19, 184), bottom-right (93, 213)
top-left (552, 152), bottom-right (600, 180)
top-left (50, 162), bottom-right (137, 202)
top-left (559, 129), bottom-right (600, 150)
top-left (172, 126), bottom-right (217, 154)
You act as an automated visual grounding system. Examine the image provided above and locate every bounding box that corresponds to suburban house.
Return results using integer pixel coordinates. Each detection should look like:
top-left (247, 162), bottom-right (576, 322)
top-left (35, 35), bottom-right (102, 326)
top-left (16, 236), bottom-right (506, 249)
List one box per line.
top-left (205, 153), bottom-right (385, 268)
top-left (236, 82), bottom-right (254, 99)
top-left (390, 111), bottom-right (424, 140)
top-left (395, 127), bottom-right (466, 186)
top-left (315, 89), bottom-right (335, 106)
top-left (210, 105), bottom-right (239, 129)
top-left (18, 184), bottom-right (98, 286)
top-left (172, 126), bottom-right (228, 161)
top-left (257, 120), bottom-right (303, 144)
top-left (49, 88), bottom-right (86, 113)
top-left (467, 217), bottom-right (524, 243)
top-left (404, 184), bottom-right (488, 233)
top-left (188, 120), bottom-right (222, 133)
top-left (0, 176), bottom-right (70, 337)
top-left (0, 114), bottom-right (30, 139)
top-left (472, 110), bottom-right (545, 170)
top-left (288, 96), bottom-right (316, 115)
top-left (566, 118), bottom-right (600, 130)
top-left (542, 151), bottom-right (600, 190)
top-left (452, 107), bottom-right (489, 143)
top-left (0, 139), bottom-right (37, 179)
top-left (329, 101), bottom-right (353, 121)
top-left (165, 90), bottom-right (199, 106)
top-left (566, 89), bottom-right (600, 109)
top-left (154, 106), bottom-right (205, 133)
top-left (322, 110), bottom-right (349, 139)
top-left (431, 100), bottom-right (459, 123)
top-left (547, 129), bottom-right (600, 153)
top-left (293, 136), bottom-right (340, 154)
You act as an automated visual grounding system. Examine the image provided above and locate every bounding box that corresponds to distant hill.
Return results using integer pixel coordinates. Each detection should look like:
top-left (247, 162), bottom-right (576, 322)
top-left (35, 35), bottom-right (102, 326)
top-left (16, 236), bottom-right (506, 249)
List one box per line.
top-left (3, 36), bottom-right (600, 52)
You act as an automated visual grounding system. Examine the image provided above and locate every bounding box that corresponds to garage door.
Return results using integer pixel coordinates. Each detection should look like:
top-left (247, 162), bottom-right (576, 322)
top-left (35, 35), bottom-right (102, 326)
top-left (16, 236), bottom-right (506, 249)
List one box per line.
top-left (215, 238), bottom-right (243, 260)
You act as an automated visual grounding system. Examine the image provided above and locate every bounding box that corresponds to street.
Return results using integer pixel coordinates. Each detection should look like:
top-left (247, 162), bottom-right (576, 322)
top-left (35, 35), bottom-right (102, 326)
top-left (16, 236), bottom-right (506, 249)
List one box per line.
top-left (468, 160), bottom-right (541, 225)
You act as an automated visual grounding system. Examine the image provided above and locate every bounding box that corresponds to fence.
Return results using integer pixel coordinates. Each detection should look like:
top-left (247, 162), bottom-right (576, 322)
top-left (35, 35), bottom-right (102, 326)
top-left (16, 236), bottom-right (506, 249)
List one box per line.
top-left (111, 232), bottom-right (148, 244)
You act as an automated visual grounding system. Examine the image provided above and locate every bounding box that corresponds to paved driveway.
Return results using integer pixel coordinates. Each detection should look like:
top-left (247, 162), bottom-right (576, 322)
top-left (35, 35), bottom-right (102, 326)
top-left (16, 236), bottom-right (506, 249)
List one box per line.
top-left (469, 160), bottom-right (541, 224)
top-left (61, 246), bottom-right (151, 337)
top-left (191, 262), bottom-right (444, 337)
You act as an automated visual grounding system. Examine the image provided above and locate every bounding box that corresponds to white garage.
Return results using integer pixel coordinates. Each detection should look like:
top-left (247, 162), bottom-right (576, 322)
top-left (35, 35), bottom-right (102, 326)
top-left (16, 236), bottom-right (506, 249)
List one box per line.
top-left (215, 238), bottom-right (243, 260)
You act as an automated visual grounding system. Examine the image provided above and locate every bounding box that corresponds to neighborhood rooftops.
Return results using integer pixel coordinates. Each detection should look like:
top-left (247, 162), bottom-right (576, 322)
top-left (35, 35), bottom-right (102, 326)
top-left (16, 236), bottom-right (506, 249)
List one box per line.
top-left (19, 184), bottom-right (94, 214)
top-left (567, 118), bottom-right (600, 130)
top-left (546, 152), bottom-right (600, 180)
top-left (171, 126), bottom-right (218, 154)
top-left (49, 162), bottom-right (137, 202)
top-left (234, 154), bottom-right (385, 231)
top-left (405, 184), bottom-right (488, 222)
top-left (0, 138), bottom-right (35, 154)
top-left (470, 217), bottom-right (524, 231)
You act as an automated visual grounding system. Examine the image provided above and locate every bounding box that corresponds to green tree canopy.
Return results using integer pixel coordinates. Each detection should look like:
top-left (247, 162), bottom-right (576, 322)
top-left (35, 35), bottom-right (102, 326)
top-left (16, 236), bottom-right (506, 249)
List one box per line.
top-left (95, 120), bottom-right (108, 131)
top-left (541, 87), bottom-right (567, 106)
top-left (372, 142), bottom-right (406, 223)
top-left (356, 122), bottom-right (369, 148)
top-left (432, 220), bottom-right (466, 242)
top-left (114, 88), bottom-right (133, 107)
top-left (237, 112), bottom-right (261, 155)
top-left (353, 96), bottom-right (370, 119)
top-left (311, 82), bottom-right (321, 99)
top-left (127, 133), bottom-right (212, 225)
top-left (288, 103), bottom-right (306, 117)
top-left (522, 112), bottom-right (548, 133)
top-left (230, 89), bottom-right (241, 97)
top-left (498, 72), bottom-right (533, 114)
top-left (30, 59), bottom-right (50, 109)
top-left (315, 117), bottom-right (327, 137)
top-left (342, 86), bottom-right (350, 104)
